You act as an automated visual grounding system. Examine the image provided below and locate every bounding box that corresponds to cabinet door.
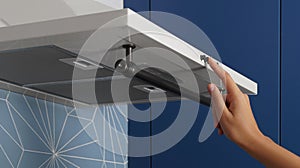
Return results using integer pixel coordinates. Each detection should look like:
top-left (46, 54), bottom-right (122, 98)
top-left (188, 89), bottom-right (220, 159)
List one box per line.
top-left (124, 0), bottom-right (149, 13)
top-left (151, 0), bottom-right (279, 167)
top-left (128, 103), bottom-right (151, 168)
top-left (282, 0), bottom-right (300, 156)
top-left (124, 1), bottom-right (152, 168)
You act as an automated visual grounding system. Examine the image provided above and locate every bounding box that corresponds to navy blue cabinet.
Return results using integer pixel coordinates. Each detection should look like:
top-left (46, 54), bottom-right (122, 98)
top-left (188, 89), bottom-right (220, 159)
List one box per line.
top-left (151, 102), bottom-right (260, 167)
top-left (150, 0), bottom-right (280, 167)
top-left (124, 2), bottom-right (152, 168)
top-left (124, 0), bottom-right (149, 12)
top-left (125, 0), bottom-right (280, 167)
top-left (128, 103), bottom-right (151, 168)
top-left (282, 0), bottom-right (300, 156)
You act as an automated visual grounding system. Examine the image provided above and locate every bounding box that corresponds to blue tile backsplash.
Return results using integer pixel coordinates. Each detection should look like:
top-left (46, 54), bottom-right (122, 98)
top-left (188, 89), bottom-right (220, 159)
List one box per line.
top-left (0, 89), bottom-right (128, 168)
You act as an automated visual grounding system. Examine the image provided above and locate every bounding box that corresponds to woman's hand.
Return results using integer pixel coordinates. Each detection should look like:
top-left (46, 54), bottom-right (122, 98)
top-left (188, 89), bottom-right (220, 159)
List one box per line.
top-left (207, 58), bottom-right (264, 148)
top-left (207, 57), bottom-right (300, 168)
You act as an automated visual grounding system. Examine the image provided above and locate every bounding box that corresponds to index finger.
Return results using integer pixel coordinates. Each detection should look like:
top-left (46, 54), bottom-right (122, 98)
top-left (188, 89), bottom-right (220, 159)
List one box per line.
top-left (207, 57), bottom-right (241, 96)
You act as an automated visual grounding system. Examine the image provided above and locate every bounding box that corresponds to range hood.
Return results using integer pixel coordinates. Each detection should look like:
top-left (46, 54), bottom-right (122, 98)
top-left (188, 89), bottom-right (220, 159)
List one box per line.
top-left (0, 2), bottom-right (257, 106)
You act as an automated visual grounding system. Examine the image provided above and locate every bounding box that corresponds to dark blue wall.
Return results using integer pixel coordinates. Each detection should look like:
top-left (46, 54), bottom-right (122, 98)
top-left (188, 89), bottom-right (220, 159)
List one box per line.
top-left (282, 0), bottom-right (300, 156)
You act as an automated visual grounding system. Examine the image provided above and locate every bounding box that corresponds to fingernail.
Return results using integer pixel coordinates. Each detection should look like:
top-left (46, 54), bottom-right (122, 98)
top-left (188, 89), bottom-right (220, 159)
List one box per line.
top-left (208, 84), bottom-right (215, 92)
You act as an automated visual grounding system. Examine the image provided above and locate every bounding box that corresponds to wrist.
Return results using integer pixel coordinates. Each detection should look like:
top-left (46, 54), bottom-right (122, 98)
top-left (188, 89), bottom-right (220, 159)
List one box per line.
top-left (238, 131), bottom-right (268, 152)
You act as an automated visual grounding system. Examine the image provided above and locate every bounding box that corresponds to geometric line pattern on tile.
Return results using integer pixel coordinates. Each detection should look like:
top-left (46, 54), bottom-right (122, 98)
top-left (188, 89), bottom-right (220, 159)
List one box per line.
top-left (0, 89), bottom-right (127, 168)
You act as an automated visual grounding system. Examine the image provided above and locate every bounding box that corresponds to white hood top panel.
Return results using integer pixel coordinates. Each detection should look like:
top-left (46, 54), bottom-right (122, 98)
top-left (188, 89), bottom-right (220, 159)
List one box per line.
top-left (0, 0), bottom-right (123, 26)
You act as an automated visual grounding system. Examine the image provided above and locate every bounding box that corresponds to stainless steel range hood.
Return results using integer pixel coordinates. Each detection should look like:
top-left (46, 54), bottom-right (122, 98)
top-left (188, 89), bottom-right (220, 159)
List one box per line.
top-left (0, 5), bottom-right (257, 106)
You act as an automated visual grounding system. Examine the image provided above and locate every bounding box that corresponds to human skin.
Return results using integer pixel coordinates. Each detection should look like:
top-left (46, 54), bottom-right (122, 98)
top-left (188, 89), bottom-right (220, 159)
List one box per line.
top-left (207, 58), bottom-right (300, 168)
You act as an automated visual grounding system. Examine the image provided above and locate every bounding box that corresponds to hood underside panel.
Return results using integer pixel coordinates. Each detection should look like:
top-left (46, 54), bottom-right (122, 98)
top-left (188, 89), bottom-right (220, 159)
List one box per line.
top-left (0, 45), bottom-right (185, 105)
